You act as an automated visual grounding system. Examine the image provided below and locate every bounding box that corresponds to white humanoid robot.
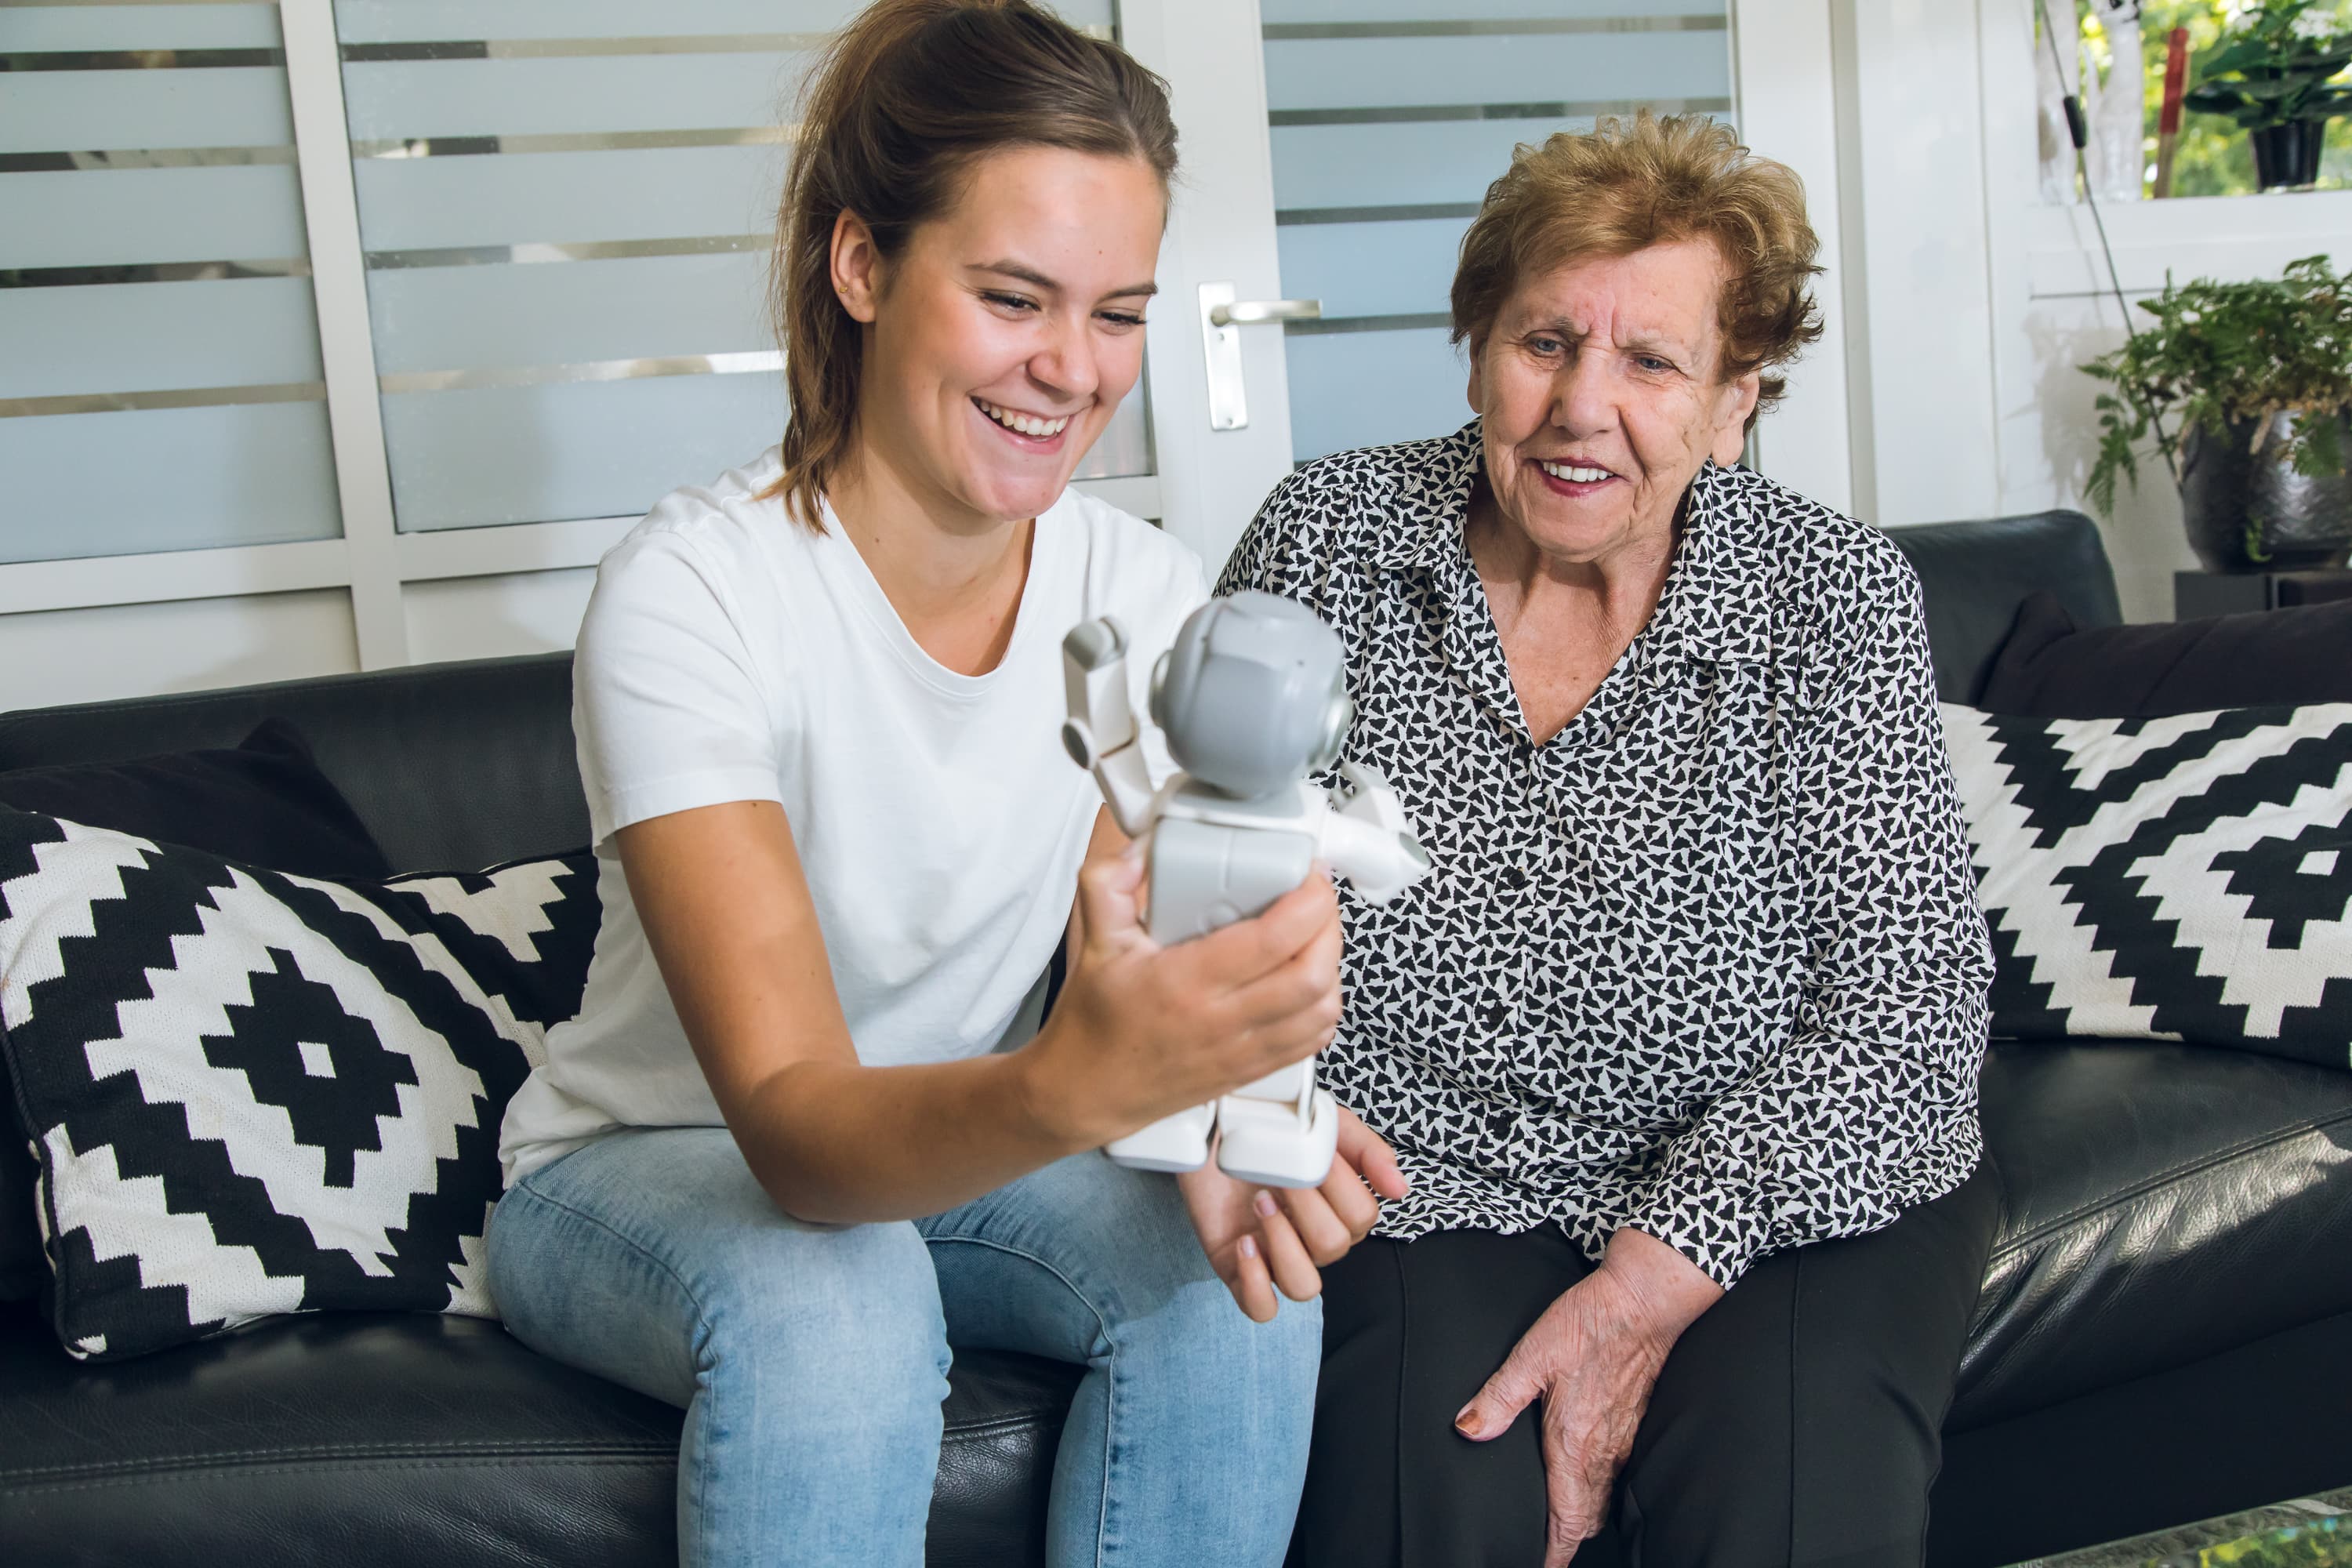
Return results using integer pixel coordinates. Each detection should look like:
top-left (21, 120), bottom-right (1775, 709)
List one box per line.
top-left (1059, 590), bottom-right (1432, 1189)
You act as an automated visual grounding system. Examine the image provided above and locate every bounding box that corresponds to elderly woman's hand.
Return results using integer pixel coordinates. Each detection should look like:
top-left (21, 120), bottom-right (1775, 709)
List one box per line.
top-left (1181, 1105), bottom-right (1410, 1321)
top-left (1453, 1228), bottom-right (1723, 1565)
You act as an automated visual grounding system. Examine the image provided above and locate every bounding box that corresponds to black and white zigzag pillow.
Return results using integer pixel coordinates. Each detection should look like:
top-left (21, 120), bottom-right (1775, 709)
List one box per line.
top-left (1943, 702), bottom-right (2352, 1069)
top-left (0, 811), bottom-right (597, 1360)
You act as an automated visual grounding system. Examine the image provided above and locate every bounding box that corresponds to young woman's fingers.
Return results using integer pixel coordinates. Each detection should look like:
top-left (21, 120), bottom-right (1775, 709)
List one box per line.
top-left (1073, 852), bottom-right (1148, 956)
top-left (1188, 872), bottom-right (1338, 983)
top-left (1250, 1190), bottom-right (1324, 1301)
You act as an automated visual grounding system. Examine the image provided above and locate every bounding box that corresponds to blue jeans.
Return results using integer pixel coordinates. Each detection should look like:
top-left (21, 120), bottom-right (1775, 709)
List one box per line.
top-left (486, 1127), bottom-right (1320, 1568)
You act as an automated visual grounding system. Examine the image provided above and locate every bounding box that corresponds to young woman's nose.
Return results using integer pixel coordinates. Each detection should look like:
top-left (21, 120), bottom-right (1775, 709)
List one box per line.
top-left (1026, 310), bottom-right (1100, 404)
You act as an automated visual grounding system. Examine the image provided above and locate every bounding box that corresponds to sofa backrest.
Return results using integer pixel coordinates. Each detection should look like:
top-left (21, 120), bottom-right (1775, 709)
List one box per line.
top-left (0, 652), bottom-right (586, 875)
top-left (1884, 509), bottom-right (2123, 706)
top-left (0, 508), bottom-right (2124, 873)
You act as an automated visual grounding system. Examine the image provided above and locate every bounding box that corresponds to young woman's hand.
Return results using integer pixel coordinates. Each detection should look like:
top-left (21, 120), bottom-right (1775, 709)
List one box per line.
top-left (1018, 844), bottom-right (1345, 1148)
top-left (1178, 1105), bottom-right (1411, 1321)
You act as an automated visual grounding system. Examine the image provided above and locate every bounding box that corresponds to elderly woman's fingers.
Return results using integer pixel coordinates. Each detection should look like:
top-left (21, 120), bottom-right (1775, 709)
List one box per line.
top-left (1249, 1189), bottom-right (1324, 1301)
top-left (1454, 1334), bottom-right (1548, 1442)
top-left (1225, 1233), bottom-right (1278, 1323)
top-left (1274, 1182), bottom-right (1360, 1264)
top-left (1334, 1105), bottom-right (1411, 1202)
top-left (1538, 1411), bottom-right (1612, 1568)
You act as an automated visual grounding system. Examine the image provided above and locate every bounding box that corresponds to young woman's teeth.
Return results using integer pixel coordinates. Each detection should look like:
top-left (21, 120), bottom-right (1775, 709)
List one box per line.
top-left (1540, 459), bottom-right (1613, 483)
top-left (977, 399), bottom-right (1070, 437)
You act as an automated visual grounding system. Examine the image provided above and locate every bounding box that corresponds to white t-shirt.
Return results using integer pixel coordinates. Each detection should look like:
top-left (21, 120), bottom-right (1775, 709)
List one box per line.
top-left (498, 448), bottom-right (1206, 1183)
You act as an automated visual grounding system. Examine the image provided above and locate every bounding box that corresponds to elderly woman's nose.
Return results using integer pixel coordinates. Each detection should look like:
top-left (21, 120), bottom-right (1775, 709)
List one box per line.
top-left (1548, 348), bottom-right (1617, 432)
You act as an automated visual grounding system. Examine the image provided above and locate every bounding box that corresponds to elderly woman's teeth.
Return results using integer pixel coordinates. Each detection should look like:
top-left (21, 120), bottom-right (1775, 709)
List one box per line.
top-left (1539, 459), bottom-right (1612, 483)
top-left (977, 398), bottom-right (1071, 437)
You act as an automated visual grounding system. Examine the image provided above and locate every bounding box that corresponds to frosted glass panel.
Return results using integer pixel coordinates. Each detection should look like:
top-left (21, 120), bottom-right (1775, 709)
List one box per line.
top-left (0, 278), bottom-right (324, 397)
top-left (340, 56), bottom-right (810, 143)
top-left (5, 166), bottom-right (310, 269)
top-left (338, 0), bottom-right (1144, 532)
top-left (2, 4), bottom-right (281, 51)
top-left (351, 147), bottom-right (786, 252)
top-left (1263, 5), bottom-right (1733, 463)
top-left (0, 3), bottom-right (341, 563)
top-left (378, 375), bottom-right (789, 532)
top-left (0, 404), bottom-right (343, 563)
top-left (365, 253), bottom-right (769, 374)
top-left (1284, 328), bottom-right (1468, 466)
top-left (0, 69), bottom-right (295, 151)
top-left (1265, 34), bottom-right (1729, 113)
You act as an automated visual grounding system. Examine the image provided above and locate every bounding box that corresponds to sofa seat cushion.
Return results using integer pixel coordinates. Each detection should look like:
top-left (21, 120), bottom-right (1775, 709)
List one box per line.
top-left (1953, 1041), bottom-right (2352, 1431)
top-left (0, 1302), bottom-right (1083, 1567)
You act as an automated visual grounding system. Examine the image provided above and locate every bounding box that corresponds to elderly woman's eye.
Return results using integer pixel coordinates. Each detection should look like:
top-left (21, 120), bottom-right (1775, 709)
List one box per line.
top-left (1635, 354), bottom-right (1675, 373)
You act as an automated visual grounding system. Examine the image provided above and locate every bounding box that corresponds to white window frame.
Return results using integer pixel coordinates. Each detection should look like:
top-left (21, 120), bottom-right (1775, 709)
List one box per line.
top-left (3, 0), bottom-right (1847, 670)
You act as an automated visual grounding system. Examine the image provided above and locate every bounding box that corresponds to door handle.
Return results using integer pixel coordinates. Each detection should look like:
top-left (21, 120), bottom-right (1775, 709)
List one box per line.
top-left (1209, 298), bottom-right (1322, 327)
top-left (1199, 282), bottom-right (1322, 431)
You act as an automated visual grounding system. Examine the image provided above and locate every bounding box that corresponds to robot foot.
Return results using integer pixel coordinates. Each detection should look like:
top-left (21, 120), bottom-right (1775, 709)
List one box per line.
top-left (1213, 1087), bottom-right (1339, 1189)
top-left (1105, 1102), bottom-right (1216, 1174)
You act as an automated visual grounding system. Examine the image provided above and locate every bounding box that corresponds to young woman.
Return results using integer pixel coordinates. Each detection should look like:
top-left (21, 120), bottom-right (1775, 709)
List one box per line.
top-left (485, 4), bottom-right (1406, 1565)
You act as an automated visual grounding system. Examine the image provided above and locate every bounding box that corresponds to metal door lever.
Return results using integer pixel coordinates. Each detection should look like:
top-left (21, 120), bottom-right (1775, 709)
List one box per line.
top-left (1209, 298), bottom-right (1322, 327)
top-left (1199, 282), bottom-right (1323, 431)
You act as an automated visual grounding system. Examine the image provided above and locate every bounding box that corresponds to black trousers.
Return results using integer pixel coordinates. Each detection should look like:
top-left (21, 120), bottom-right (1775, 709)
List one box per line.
top-left (1289, 1164), bottom-right (2000, 1568)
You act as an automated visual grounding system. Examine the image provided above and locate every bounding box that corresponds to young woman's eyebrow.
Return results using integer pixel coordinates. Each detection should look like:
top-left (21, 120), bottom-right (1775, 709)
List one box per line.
top-left (968, 261), bottom-right (1157, 300)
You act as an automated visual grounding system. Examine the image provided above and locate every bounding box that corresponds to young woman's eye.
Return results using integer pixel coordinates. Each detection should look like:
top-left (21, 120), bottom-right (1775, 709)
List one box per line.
top-left (982, 291), bottom-right (1039, 314)
top-left (1098, 310), bottom-right (1147, 330)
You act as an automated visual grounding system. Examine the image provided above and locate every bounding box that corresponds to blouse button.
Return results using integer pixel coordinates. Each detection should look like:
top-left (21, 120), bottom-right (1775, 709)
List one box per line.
top-left (1504, 865), bottom-right (1529, 889)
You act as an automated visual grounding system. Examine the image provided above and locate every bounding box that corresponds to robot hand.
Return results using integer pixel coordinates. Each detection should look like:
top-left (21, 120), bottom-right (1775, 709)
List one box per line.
top-left (1059, 617), bottom-right (1156, 837)
top-left (1320, 763), bottom-right (1432, 905)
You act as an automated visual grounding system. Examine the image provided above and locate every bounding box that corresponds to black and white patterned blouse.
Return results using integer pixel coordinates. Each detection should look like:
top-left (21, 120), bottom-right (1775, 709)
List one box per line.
top-left (1218, 422), bottom-right (1994, 1288)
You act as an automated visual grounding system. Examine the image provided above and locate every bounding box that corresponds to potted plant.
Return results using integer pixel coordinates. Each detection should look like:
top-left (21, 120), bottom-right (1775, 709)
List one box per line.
top-left (2083, 254), bottom-right (2352, 572)
top-left (2182, 0), bottom-right (2352, 191)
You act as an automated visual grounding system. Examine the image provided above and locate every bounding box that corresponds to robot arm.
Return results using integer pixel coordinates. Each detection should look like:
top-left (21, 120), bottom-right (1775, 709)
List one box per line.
top-left (1316, 762), bottom-right (1432, 904)
top-left (1059, 618), bottom-right (1158, 838)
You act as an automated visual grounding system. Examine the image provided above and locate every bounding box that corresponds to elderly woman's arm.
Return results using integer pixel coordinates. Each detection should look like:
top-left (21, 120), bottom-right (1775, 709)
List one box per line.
top-left (1621, 552), bottom-right (1994, 1291)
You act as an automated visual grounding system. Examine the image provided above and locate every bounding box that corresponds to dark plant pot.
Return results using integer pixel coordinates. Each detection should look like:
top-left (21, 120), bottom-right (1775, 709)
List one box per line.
top-left (2180, 410), bottom-right (2352, 573)
top-left (2249, 121), bottom-right (2328, 191)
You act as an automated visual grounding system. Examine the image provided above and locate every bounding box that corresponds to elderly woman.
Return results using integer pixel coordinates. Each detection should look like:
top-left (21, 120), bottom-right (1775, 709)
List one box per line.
top-left (1225, 114), bottom-right (1998, 1567)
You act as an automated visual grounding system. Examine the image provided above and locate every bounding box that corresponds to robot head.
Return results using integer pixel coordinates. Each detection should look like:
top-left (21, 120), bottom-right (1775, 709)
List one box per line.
top-left (1149, 591), bottom-right (1352, 799)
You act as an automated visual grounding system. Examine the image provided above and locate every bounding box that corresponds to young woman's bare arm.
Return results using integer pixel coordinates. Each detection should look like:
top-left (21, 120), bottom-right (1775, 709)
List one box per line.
top-left (619, 798), bottom-right (1343, 1225)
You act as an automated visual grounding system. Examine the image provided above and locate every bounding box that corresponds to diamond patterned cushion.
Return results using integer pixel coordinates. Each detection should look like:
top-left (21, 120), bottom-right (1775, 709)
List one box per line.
top-left (0, 810), bottom-right (597, 1361)
top-left (1944, 702), bottom-right (2352, 1069)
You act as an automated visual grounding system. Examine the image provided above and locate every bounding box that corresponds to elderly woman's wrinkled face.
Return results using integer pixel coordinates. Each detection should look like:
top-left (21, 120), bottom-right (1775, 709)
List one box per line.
top-left (1468, 238), bottom-right (1759, 568)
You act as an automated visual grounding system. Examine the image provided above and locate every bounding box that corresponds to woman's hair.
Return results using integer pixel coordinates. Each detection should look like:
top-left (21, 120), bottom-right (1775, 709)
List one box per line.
top-left (1450, 111), bottom-right (1823, 429)
top-left (768, 0), bottom-right (1178, 527)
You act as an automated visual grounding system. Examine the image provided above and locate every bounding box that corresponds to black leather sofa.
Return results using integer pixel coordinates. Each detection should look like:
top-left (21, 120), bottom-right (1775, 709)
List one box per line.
top-left (2, 510), bottom-right (2347, 1567)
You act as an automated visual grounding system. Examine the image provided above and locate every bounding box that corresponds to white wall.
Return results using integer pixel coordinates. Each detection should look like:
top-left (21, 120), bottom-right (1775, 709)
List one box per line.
top-left (1833, 0), bottom-right (2347, 622)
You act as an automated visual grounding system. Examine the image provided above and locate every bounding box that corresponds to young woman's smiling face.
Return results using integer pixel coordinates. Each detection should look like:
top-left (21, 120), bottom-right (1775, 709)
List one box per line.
top-left (1468, 238), bottom-right (1758, 569)
top-left (835, 145), bottom-right (1163, 529)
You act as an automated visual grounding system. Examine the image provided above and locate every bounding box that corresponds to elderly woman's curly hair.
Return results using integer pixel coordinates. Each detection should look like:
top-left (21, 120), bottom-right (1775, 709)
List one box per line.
top-left (1450, 111), bottom-right (1824, 429)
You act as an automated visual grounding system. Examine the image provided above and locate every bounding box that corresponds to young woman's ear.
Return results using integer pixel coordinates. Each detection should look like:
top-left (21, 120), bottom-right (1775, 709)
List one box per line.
top-left (830, 209), bottom-right (884, 325)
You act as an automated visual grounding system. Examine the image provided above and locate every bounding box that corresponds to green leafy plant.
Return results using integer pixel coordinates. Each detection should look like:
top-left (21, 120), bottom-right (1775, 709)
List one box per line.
top-left (2183, 0), bottom-right (2352, 131)
top-left (2081, 254), bottom-right (2352, 516)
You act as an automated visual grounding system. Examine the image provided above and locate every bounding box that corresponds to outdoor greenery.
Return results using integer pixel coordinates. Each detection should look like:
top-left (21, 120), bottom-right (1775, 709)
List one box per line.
top-left (2183, 0), bottom-right (2352, 129)
top-left (2078, 0), bottom-right (2352, 194)
top-left (2165, 1513), bottom-right (2352, 1566)
top-left (2080, 255), bottom-right (2352, 515)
